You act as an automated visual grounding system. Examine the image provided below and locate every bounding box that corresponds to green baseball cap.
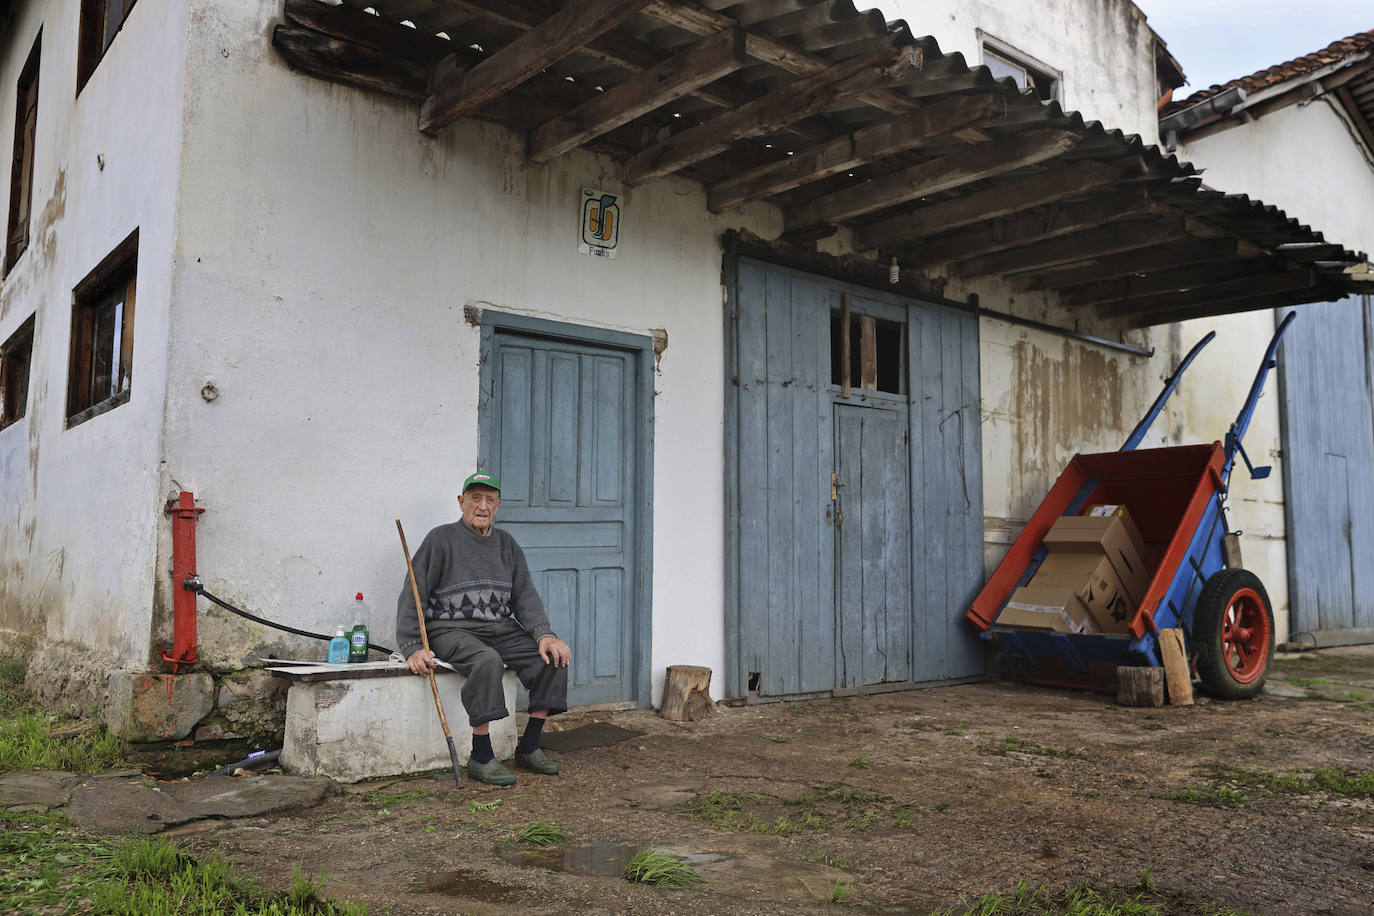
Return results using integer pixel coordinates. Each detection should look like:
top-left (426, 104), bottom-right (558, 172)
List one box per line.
top-left (462, 471), bottom-right (501, 494)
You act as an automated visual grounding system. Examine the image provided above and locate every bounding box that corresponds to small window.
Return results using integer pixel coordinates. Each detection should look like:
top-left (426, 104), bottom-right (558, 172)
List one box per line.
top-left (67, 231), bottom-right (137, 426)
top-left (77, 0), bottom-right (138, 92)
top-left (830, 311), bottom-right (904, 395)
top-left (0, 314), bottom-right (35, 430)
top-left (982, 41), bottom-right (1059, 103)
top-left (7, 33), bottom-right (40, 274)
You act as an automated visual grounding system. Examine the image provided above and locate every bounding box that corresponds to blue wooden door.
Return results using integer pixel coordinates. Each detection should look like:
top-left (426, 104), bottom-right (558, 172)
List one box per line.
top-left (833, 402), bottom-right (913, 686)
top-left (485, 331), bottom-right (640, 706)
top-left (1279, 298), bottom-right (1374, 645)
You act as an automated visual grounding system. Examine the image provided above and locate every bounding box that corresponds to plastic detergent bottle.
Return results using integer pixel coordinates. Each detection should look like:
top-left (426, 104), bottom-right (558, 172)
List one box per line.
top-left (348, 593), bottom-right (370, 663)
top-left (328, 628), bottom-right (349, 664)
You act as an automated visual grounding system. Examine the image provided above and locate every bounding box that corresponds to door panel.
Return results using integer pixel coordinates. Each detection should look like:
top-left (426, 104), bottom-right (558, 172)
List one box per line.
top-left (487, 332), bottom-right (639, 706)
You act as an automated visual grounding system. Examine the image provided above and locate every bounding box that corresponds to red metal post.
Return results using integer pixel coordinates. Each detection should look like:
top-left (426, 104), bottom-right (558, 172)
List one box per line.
top-left (165, 491), bottom-right (204, 669)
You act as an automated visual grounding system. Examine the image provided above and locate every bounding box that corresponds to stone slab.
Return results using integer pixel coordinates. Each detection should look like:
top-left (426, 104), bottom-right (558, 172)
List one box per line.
top-left (281, 669), bottom-right (517, 782)
top-left (63, 772), bottom-right (339, 834)
top-left (106, 672), bottom-right (216, 742)
top-left (0, 770), bottom-right (82, 809)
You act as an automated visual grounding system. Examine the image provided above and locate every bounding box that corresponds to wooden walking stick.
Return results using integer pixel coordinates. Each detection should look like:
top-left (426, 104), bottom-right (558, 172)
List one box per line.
top-left (396, 519), bottom-right (463, 787)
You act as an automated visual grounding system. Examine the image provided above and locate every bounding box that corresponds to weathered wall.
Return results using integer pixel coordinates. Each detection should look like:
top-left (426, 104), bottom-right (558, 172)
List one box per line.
top-left (0, 0), bottom-right (189, 664)
top-left (885, 0), bottom-right (1162, 142)
top-left (1170, 98), bottom-right (1374, 642)
top-left (160, 0), bottom-right (785, 703)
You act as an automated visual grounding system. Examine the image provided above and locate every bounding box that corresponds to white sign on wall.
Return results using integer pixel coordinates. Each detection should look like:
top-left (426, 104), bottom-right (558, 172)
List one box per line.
top-left (579, 188), bottom-right (620, 258)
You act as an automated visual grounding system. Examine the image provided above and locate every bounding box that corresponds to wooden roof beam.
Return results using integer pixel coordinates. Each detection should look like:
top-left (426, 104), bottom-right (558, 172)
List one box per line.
top-left (531, 27), bottom-right (747, 162)
top-left (1015, 237), bottom-right (1242, 291)
top-left (274, 25), bottom-right (430, 100)
top-left (290, 0), bottom-right (453, 62)
top-left (707, 93), bottom-right (1007, 212)
top-left (625, 44), bottom-right (922, 184)
top-left (419, 0), bottom-right (654, 135)
top-left (786, 128), bottom-right (1079, 233)
top-left (900, 189), bottom-right (1157, 268)
top-left (1119, 275), bottom-right (1331, 328)
top-left (955, 219), bottom-right (1186, 278)
top-left (1098, 269), bottom-right (1320, 320)
top-left (1057, 260), bottom-right (1260, 308)
top-left (854, 160), bottom-right (1131, 250)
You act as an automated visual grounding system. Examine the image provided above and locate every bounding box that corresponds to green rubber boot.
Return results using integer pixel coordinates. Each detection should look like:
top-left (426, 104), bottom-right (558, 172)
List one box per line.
top-left (466, 757), bottom-right (516, 786)
top-left (514, 749), bottom-right (560, 775)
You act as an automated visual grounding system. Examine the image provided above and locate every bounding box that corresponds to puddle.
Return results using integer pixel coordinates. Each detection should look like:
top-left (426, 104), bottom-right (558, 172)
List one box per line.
top-left (422, 870), bottom-right (523, 902)
top-left (499, 843), bottom-right (639, 877)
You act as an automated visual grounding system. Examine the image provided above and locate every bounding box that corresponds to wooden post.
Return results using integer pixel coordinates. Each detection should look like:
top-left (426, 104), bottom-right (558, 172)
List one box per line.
top-left (1116, 665), bottom-right (1165, 707)
top-left (1157, 628), bottom-right (1195, 706)
top-left (660, 665), bottom-right (715, 721)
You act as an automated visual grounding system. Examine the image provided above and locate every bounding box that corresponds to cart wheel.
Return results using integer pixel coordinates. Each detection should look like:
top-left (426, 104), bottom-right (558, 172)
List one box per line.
top-left (1193, 568), bottom-right (1274, 700)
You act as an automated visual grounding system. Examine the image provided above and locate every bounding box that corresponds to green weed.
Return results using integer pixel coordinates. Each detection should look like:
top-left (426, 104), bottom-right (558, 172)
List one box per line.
top-left (623, 847), bottom-right (704, 888)
top-left (933, 876), bottom-right (1244, 915)
top-left (829, 879), bottom-right (852, 903)
top-left (943, 722), bottom-right (965, 736)
top-left (364, 788), bottom-right (428, 806)
top-left (807, 850), bottom-right (854, 870)
top-left (469, 798), bottom-right (502, 813)
top-left (761, 734), bottom-right (793, 744)
top-left (848, 757), bottom-right (871, 769)
top-left (1160, 764), bottom-right (1374, 807)
top-left (0, 711), bottom-right (126, 773)
top-left (510, 821), bottom-right (569, 846)
top-left (976, 735), bottom-right (1085, 760)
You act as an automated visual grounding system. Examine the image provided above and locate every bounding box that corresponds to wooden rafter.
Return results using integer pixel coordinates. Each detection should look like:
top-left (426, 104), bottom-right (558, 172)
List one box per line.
top-left (955, 219), bottom-right (1186, 278)
top-left (1122, 280), bottom-right (1337, 328)
top-left (854, 160), bottom-right (1131, 250)
top-left (531, 27), bottom-right (748, 162)
top-left (1097, 269), bottom-right (1319, 319)
top-left (786, 128), bottom-right (1080, 232)
top-left (419, 0), bottom-right (654, 135)
top-left (274, 25), bottom-right (431, 100)
top-left (625, 45), bottom-right (923, 185)
top-left (707, 93), bottom-right (1008, 213)
top-left (902, 190), bottom-right (1157, 268)
top-left (1015, 238), bottom-right (1244, 291)
top-left (1057, 261), bottom-right (1261, 308)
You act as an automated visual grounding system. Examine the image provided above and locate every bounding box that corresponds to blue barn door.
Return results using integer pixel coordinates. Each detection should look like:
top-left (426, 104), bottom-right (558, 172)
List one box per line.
top-left (483, 329), bottom-right (642, 707)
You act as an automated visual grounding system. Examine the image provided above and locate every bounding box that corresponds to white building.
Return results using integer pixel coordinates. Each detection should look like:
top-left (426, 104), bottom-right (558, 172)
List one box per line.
top-left (0, 0), bottom-right (1364, 739)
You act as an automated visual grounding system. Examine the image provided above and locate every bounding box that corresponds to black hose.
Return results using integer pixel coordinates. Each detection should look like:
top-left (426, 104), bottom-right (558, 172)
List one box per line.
top-left (207, 748), bottom-right (282, 778)
top-left (190, 580), bottom-right (395, 656)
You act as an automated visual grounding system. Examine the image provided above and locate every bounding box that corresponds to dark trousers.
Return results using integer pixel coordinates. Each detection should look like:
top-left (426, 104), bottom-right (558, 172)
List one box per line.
top-left (427, 619), bottom-right (568, 727)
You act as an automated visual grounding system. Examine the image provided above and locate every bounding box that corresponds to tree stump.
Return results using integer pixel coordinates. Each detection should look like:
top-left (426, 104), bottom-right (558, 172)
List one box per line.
top-left (1157, 628), bottom-right (1195, 706)
top-left (660, 665), bottom-right (715, 721)
top-left (1116, 665), bottom-right (1165, 707)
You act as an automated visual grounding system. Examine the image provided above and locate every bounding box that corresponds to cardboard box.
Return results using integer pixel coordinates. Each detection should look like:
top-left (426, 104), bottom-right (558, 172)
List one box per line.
top-left (1043, 510), bottom-right (1150, 603)
top-left (997, 587), bottom-right (1100, 634)
top-left (1029, 553), bottom-right (1135, 634)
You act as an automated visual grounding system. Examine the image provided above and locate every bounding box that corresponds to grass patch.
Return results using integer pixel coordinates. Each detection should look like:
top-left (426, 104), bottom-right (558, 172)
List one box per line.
top-left (0, 655), bottom-right (126, 774)
top-left (623, 847), bottom-right (704, 888)
top-left (976, 735), bottom-right (1086, 760)
top-left (848, 757), bottom-right (871, 770)
top-left (364, 788), bottom-right (429, 806)
top-left (761, 734), bottom-right (793, 744)
top-left (933, 877), bottom-right (1244, 915)
top-left (0, 816), bottom-right (370, 915)
top-left (1158, 764), bottom-right (1374, 808)
top-left (468, 799), bottom-right (502, 814)
top-left (683, 782), bottom-right (899, 836)
top-left (829, 879), bottom-right (852, 903)
top-left (509, 821), bottom-right (568, 846)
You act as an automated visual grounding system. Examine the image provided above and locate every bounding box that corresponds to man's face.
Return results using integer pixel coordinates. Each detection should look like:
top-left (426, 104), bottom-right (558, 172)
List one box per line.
top-left (459, 485), bottom-right (501, 533)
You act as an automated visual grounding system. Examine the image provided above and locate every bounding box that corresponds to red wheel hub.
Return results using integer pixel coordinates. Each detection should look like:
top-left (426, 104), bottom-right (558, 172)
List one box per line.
top-left (1220, 587), bottom-right (1271, 683)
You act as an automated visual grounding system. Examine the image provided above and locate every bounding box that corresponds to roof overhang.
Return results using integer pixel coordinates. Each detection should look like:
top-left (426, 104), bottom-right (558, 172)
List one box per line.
top-left (272, 0), bottom-right (1369, 329)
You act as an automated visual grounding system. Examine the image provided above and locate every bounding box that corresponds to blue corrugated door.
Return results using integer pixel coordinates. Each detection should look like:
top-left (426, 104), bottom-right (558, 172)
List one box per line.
top-left (486, 331), bottom-right (639, 706)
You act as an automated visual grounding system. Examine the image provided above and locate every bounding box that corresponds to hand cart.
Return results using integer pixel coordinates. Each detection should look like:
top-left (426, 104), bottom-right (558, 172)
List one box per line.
top-left (965, 313), bottom-right (1297, 698)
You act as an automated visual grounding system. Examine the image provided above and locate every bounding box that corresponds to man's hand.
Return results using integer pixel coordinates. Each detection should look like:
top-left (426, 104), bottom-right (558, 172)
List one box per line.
top-left (406, 648), bottom-right (436, 675)
top-left (538, 636), bottom-right (571, 668)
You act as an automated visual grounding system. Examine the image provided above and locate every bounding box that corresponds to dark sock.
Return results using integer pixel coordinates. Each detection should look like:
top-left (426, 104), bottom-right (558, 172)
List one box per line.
top-left (518, 717), bottom-right (546, 754)
top-left (470, 732), bottom-right (494, 764)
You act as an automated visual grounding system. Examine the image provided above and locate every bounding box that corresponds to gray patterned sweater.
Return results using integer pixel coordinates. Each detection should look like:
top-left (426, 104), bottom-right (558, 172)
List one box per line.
top-left (395, 520), bottom-right (554, 657)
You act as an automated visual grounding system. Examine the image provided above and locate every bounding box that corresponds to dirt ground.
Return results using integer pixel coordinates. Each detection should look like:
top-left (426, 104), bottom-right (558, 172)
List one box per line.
top-left (168, 648), bottom-right (1374, 915)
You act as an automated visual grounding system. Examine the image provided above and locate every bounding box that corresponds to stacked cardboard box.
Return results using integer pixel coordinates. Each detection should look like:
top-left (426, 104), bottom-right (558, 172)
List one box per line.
top-left (998, 504), bottom-right (1151, 635)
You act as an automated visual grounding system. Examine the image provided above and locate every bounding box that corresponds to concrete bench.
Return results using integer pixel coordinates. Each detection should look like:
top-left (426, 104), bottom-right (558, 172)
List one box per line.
top-left (268, 661), bottom-right (517, 783)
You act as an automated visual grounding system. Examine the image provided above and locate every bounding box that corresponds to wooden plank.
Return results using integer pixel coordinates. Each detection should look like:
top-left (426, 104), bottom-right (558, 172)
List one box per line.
top-left (954, 219), bottom-right (1185, 278)
top-left (642, 0), bottom-right (925, 116)
top-left (419, 0), bottom-right (654, 134)
top-left (786, 129), bottom-right (1080, 233)
top-left (840, 292), bottom-right (851, 398)
top-left (1015, 238), bottom-right (1241, 292)
top-left (707, 93), bottom-right (1008, 213)
top-left (272, 25), bottom-right (430, 100)
top-left (531, 27), bottom-right (747, 161)
top-left (859, 315), bottom-right (877, 390)
top-left (901, 190), bottom-right (1156, 267)
top-left (1120, 280), bottom-right (1338, 328)
top-left (1057, 260), bottom-right (1257, 308)
top-left (287, 0), bottom-right (454, 62)
top-left (1097, 269), bottom-right (1319, 318)
top-left (855, 161), bottom-right (1129, 250)
top-left (625, 45), bottom-right (922, 184)
top-left (1116, 666), bottom-right (1165, 707)
top-left (1158, 628), bottom-right (1194, 706)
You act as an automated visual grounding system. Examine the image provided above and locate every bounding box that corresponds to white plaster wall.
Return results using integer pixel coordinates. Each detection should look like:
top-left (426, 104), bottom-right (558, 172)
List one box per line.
top-left (884, 0), bottom-right (1162, 142)
top-left (0, 0), bottom-right (189, 661)
top-left (162, 0), bottom-right (785, 703)
top-left (1169, 98), bottom-right (1374, 643)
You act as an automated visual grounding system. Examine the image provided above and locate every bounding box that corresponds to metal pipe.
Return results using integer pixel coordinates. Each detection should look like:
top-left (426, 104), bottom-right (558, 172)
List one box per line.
top-left (164, 491), bottom-right (204, 671)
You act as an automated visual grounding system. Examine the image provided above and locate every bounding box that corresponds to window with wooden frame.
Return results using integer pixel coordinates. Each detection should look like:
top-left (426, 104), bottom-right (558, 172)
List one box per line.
top-left (980, 35), bottom-right (1060, 103)
top-left (0, 314), bottom-right (35, 430)
top-left (77, 0), bottom-right (138, 92)
top-left (830, 298), bottom-right (905, 396)
top-left (7, 33), bottom-right (40, 274)
top-left (67, 231), bottom-right (137, 426)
